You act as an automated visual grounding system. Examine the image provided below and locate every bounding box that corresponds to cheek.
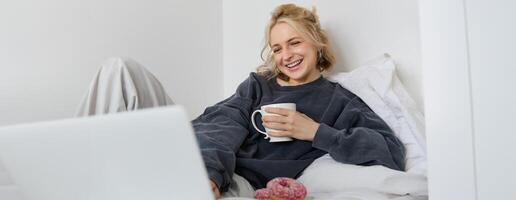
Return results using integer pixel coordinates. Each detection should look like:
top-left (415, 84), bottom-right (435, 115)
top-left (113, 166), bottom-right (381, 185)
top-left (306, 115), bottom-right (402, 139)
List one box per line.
top-left (303, 48), bottom-right (318, 61)
top-left (293, 45), bottom-right (314, 58)
top-left (292, 47), bottom-right (307, 55)
top-left (302, 51), bottom-right (318, 68)
top-left (273, 55), bottom-right (282, 66)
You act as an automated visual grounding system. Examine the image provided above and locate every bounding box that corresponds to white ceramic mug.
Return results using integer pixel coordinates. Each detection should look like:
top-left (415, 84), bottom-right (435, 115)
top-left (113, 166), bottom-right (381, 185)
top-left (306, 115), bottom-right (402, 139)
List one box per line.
top-left (251, 103), bottom-right (296, 142)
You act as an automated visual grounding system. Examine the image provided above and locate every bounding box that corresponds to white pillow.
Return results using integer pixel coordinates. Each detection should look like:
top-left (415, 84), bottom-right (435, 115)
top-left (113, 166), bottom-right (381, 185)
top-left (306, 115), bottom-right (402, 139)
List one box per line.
top-left (326, 54), bottom-right (427, 174)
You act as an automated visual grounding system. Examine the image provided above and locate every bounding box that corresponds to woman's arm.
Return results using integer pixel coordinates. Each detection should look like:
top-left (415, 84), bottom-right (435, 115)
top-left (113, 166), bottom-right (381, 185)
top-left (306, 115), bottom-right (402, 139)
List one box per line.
top-left (192, 76), bottom-right (257, 192)
top-left (193, 96), bottom-right (251, 192)
top-left (263, 97), bottom-right (405, 171)
top-left (311, 97), bottom-right (405, 171)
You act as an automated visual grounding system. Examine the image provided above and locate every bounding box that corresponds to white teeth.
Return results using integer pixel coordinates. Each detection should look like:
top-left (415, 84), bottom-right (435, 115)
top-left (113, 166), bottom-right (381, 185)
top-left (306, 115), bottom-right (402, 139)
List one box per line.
top-left (285, 59), bottom-right (302, 68)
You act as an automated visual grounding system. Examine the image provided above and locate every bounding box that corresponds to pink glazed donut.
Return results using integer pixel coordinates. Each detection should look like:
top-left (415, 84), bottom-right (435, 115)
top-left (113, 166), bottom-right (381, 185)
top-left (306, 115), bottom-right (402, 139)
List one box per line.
top-left (254, 177), bottom-right (307, 200)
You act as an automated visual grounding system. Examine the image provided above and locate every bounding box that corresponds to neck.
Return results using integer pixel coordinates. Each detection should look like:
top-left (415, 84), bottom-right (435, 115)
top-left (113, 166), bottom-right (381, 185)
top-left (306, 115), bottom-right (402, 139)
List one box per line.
top-left (277, 71), bottom-right (321, 86)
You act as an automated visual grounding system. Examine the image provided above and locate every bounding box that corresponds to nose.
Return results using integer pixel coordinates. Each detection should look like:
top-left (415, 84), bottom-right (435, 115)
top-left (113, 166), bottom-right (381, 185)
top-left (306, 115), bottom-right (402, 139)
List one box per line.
top-left (282, 48), bottom-right (294, 62)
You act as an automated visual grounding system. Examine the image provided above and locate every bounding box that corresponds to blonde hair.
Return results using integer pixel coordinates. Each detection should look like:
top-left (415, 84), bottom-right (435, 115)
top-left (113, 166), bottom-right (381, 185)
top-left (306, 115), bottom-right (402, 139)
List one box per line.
top-left (257, 4), bottom-right (336, 81)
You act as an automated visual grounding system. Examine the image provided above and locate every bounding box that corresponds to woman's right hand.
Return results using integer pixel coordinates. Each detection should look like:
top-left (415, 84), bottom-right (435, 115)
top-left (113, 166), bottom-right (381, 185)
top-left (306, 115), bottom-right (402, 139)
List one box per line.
top-left (210, 180), bottom-right (221, 199)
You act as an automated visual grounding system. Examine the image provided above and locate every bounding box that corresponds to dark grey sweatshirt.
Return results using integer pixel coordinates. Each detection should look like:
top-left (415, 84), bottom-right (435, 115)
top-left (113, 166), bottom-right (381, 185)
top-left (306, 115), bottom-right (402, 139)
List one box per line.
top-left (192, 73), bottom-right (405, 191)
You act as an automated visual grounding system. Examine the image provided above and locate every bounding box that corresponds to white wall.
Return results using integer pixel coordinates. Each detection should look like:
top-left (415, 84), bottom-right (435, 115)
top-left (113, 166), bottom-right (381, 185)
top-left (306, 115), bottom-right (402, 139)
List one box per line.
top-left (1, 0), bottom-right (424, 124)
top-left (0, 0), bottom-right (222, 126)
top-left (421, 0), bottom-right (516, 199)
top-left (466, 0), bottom-right (516, 199)
top-left (418, 0), bottom-right (477, 199)
top-left (223, 0), bottom-right (423, 112)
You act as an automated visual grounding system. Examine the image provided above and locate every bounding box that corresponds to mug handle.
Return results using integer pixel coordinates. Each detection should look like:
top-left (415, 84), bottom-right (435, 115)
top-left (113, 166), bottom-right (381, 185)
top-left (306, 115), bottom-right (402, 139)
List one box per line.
top-left (251, 110), bottom-right (269, 139)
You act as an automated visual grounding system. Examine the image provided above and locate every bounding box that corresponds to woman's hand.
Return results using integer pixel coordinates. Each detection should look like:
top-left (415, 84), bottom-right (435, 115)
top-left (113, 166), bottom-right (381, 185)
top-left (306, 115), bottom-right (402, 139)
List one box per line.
top-left (262, 107), bottom-right (320, 141)
top-left (210, 180), bottom-right (221, 199)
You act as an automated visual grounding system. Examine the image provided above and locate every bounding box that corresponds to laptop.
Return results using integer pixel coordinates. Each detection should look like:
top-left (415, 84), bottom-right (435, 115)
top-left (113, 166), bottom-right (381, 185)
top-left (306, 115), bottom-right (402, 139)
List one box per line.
top-left (0, 106), bottom-right (213, 200)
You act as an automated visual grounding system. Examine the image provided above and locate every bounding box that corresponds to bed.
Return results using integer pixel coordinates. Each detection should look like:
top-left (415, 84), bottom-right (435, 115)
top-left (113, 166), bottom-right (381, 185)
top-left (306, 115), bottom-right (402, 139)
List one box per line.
top-left (0, 55), bottom-right (427, 200)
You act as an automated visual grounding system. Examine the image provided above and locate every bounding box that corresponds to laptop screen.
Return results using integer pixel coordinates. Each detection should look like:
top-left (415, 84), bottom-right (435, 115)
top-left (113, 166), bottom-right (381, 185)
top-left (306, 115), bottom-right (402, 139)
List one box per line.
top-left (0, 106), bottom-right (213, 200)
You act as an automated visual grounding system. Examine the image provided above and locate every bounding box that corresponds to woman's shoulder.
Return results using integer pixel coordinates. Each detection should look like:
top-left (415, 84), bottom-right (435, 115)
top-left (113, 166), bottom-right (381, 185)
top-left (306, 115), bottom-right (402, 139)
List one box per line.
top-left (238, 72), bottom-right (268, 87)
top-left (232, 72), bottom-right (271, 99)
top-left (249, 72), bottom-right (269, 82)
top-left (324, 78), bottom-right (360, 100)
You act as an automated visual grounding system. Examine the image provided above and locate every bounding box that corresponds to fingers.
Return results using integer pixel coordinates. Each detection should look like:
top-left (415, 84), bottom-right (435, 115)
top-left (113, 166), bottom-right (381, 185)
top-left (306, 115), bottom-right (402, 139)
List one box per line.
top-left (300, 113), bottom-right (310, 119)
top-left (263, 121), bottom-right (289, 131)
top-left (262, 115), bottom-right (291, 123)
top-left (264, 107), bottom-right (292, 116)
top-left (266, 129), bottom-right (290, 137)
top-left (212, 188), bottom-right (220, 199)
top-left (210, 180), bottom-right (221, 199)
top-left (260, 110), bottom-right (315, 140)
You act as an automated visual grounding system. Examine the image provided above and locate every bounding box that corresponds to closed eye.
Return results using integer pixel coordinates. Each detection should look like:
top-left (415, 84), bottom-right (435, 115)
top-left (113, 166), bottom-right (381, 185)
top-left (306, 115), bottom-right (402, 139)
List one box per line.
top-left (290, 41), bottom-right (301, 46)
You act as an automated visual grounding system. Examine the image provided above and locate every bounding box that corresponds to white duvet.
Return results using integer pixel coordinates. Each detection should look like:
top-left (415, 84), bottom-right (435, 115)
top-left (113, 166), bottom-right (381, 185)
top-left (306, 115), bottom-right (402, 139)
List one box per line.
top-left (298, 155), bottom-right (427, 200)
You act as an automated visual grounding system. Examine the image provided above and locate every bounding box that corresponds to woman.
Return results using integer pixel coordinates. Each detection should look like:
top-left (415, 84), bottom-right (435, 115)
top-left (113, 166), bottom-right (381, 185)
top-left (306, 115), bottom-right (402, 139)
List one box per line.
top-left (192, 4), bottom-right (405, 199)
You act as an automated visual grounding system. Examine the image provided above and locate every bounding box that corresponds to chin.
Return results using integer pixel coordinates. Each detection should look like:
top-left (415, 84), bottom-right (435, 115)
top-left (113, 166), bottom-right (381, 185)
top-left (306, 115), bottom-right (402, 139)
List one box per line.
top-left (285, 73), bottom-right (311, 84)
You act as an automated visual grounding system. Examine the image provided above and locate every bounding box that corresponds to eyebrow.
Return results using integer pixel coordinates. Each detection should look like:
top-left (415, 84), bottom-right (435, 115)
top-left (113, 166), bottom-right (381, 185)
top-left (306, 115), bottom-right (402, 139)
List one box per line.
top-left (271, 37), bottom-right (303, 48)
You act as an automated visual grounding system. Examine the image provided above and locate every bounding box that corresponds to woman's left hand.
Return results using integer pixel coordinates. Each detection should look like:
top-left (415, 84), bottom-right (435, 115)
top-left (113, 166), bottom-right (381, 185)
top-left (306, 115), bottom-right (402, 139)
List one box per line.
top-left (262, 107), bottom-right (320, 141)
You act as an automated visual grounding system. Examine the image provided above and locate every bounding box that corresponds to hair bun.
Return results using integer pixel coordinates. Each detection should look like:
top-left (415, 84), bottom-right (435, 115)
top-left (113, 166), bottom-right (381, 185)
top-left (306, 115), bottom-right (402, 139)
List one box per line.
top-left (271, 4), bottom-right (296, 20)
top-left (271, 4), bottom-right (320, 28)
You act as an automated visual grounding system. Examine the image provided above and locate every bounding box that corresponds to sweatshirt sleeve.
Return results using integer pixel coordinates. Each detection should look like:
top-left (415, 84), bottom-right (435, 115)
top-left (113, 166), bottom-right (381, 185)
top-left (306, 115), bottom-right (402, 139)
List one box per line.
top-left (311, 97), bottom-right (406, 171)
top-left (191, 76), bottom-right (256, 192)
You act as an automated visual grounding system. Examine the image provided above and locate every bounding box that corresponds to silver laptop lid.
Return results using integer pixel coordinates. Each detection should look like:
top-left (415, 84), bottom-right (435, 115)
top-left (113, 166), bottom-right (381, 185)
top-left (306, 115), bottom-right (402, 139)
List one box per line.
top-left (0, 106), bottom-right (213, 200)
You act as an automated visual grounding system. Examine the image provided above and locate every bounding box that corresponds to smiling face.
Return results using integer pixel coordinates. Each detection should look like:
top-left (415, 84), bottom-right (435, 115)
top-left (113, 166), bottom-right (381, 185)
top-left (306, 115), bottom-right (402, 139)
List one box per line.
top-left (270, 23), bottom-right (320, 85)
